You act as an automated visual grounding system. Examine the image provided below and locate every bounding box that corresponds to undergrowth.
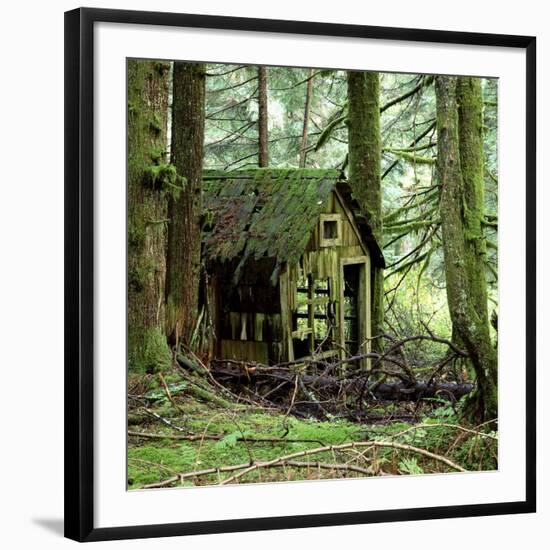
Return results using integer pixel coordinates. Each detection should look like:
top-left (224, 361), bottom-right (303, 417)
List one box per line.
top-left (127, 369), bottom-right (498, 489)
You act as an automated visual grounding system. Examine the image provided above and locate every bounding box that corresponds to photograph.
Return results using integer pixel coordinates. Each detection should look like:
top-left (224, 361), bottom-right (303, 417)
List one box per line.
top-left (0, 0), bottom-right (541, 546)
top-left (126, 59), bottom-right (499, 490)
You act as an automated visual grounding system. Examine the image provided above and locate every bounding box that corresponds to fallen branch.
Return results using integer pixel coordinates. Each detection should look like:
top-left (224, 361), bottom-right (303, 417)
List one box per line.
top-left (142, 460), bottom-right (373, 489)
top-left (128, 430), bottom-right (325, 446)
top-left (220, 439), bottom-right (466, 485)
top-left (138, 436), bottom-right (467, 489)
top-left (158, 372), bottom-right (185, 415)
top-left (213, 366), bottom-right (473, 402)
top-left (141, 408), bottom-right (186, 432)
top-left (212, 332), bottom-right (467, 391)
top-left (177, 348), bottom-right (274, 409)
top-left (386, 422), bottom-right (498, 441)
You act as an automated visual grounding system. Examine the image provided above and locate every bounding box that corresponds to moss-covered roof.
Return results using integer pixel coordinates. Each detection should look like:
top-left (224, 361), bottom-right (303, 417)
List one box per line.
top-left (202, 168), bottom-right (384, 279)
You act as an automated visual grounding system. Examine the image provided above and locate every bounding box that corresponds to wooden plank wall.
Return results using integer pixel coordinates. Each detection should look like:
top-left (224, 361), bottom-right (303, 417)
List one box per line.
top-left (282, 191), bottom-right (372, 363)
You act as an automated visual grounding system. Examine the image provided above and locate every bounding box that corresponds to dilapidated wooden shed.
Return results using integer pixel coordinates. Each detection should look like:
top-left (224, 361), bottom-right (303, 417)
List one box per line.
top-left (201, 168), bottom-right (385, 366)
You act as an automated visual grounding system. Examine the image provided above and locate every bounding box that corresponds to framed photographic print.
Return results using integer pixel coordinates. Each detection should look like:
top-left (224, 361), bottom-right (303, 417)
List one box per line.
top-left (64, 7), bottom-right (536, 542)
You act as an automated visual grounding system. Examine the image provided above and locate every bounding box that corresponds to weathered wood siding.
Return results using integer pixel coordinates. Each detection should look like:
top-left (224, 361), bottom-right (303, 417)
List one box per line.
top-left (213, 258), bottom-right (285, 364)
top-left (282, 190), bottom-right (372, 363)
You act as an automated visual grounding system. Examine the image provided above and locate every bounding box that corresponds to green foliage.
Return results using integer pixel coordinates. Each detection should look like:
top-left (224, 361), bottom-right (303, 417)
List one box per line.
top-left (142, 149), bottom-right (186, 200)
top-left (398, 457), bottom-right (424, 475)
top-left (215, 431), bottom-right (242, 450)
top-left (430, 404), bottom-right (457, 420)
top-left (144, 162), bottom-right (177, 190)
top-left (149, 113), bottom-right (163, 135)
top-left (384, 260), bottom-right (453, 365)
top-left (144, 382), bottom-right (188, 402)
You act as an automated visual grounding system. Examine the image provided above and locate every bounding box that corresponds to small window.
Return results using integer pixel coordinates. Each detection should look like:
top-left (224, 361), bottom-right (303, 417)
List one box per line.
top-left (320, 214), bottom-right (342, 247)
top-left (323, 220), bottom-right (338, 239)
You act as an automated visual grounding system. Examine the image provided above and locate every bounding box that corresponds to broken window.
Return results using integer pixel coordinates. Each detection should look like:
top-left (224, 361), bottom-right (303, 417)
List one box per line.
top-left (292, 276), bottom-right (335, 359)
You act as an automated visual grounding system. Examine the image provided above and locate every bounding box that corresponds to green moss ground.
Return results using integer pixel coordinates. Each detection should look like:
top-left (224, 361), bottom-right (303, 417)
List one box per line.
top-left (127, 372), bottom-right (498, 489)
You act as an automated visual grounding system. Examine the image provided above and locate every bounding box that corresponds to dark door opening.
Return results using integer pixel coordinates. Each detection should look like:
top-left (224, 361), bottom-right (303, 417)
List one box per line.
top-left (343, 264), bottom-right (360, 356)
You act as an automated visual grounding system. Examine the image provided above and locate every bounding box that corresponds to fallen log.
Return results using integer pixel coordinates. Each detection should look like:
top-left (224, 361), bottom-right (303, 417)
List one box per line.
top-left (361, 381), bottom-right (473, 401)
top-left (212, 365), bottom-right (473, 402)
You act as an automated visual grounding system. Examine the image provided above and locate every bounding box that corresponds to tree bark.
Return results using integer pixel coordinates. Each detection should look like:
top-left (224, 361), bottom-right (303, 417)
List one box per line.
top-left (165, 62), bottom-right (206, 347)
top-left (258, 66), bottom-right (269, 167)
top-left (299, 69), bottom-right (314, 167)
top-left (347, 71), bottom-right (384, 351)
top-left (435, 76), bottom-right (497, 421)
top-left (127, 60), bottom-right (171, 373)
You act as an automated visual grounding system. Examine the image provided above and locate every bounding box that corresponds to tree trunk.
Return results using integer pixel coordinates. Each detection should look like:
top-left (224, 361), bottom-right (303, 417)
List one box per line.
top-left (347, 71), bottom-right (384, 351)
top-left (299, 69), bottom-right (314, 167)
top-left (435, 76), bottom-right (497, 422)
top-left (127, 60), bottom-right (171, 373)
top-left (165, 62), bottom-right (206, 347)
top-left (258, 66), bottom-right (269, 167)
top-left (457, 78), bottom-right (492, 332)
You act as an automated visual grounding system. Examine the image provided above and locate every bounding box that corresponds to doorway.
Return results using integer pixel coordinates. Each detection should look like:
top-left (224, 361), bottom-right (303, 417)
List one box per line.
top-left (340, 257), bottom-right (370, 365)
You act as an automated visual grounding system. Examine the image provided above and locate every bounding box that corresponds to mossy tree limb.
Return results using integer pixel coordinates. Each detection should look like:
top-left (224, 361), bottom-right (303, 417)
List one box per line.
top-left (299, 68), bottom-right (314, 167)
top-left (435, 76), bottom-right (497, 422)
top-left (347, 71), bottom-right (384, 351)
top-left (165, 62), bottom-right (206, 347)
top-left (127, 59), bottom-right (171, 373)
top-left (258, 66), bottom-right (269, 167)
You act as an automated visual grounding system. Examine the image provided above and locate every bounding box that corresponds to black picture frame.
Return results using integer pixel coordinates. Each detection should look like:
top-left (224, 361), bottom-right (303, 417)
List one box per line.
top-left (64, 7), bottom-right (537, 542)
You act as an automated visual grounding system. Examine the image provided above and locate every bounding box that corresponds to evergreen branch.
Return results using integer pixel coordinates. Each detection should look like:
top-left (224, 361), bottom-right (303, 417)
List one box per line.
top-left (205, 65), bottom-right (247, 77)
top-left (208, 75), bottom-right (258, 93)
top-left (382, 121), bottom-right (437, 180)
top-left (380, 75), bottom-right (434, 113)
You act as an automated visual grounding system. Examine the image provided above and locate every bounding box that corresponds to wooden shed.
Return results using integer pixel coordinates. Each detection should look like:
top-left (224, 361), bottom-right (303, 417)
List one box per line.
top-left (201, 168), bottom-right (385, 366)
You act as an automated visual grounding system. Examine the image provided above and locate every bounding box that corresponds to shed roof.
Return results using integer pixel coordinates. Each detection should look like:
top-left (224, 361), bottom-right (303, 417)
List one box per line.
top-left (202, 168), bottom-right (384, 278)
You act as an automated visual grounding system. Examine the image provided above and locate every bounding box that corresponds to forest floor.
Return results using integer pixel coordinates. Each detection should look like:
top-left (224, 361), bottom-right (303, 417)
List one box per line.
top-left (127, 362), bottom-right (498, 490)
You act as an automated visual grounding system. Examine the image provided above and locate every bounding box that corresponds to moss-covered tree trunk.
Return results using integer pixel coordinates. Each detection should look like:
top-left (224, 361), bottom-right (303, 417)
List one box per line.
top-left (436, 76), bottom-right (497, 422)
top-left (258, 66), bottom-right (269, 167)
top-left (127, 60), bottom-right (171, 373)
top-left (457, 78), bottom-right (492, 331)
top-left (165, 62), bottom-right (206, 347)
top-left (347, 71), bottom-right (384, 351)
